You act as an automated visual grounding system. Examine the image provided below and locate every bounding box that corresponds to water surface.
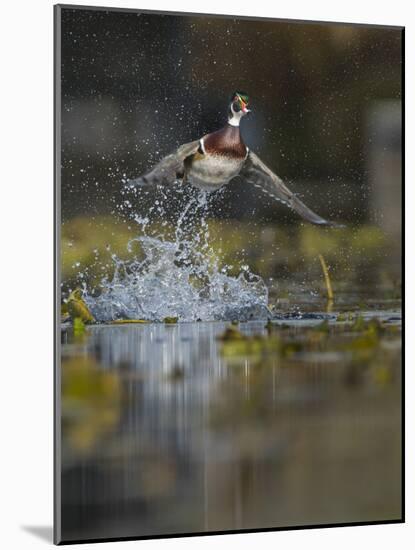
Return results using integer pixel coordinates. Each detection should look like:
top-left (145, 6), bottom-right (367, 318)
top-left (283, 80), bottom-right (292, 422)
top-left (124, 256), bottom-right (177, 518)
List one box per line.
top-left (60, 307), bottom-right (402, 542)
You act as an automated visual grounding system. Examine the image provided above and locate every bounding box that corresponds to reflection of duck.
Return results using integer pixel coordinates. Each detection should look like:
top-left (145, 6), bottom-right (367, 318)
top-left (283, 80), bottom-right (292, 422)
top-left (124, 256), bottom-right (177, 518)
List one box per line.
top-left (129, 92), bottom-right (339, 226)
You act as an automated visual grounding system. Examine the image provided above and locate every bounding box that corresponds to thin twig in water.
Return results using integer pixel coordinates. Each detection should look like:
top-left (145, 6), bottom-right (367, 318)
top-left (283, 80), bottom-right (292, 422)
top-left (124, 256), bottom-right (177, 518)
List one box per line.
top-left (318, 254), bottom-right (334, 302)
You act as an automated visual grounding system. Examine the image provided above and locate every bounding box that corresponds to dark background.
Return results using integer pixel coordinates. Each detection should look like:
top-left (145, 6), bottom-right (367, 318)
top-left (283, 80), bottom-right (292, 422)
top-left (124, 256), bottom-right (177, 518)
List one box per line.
top-left (60, 8), bottom-right (402, 227)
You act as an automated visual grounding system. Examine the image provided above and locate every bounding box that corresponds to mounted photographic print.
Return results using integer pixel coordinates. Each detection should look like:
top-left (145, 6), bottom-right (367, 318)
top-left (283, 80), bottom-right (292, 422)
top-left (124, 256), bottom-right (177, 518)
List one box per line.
top-left (54, 4), bottom-right (404, 544)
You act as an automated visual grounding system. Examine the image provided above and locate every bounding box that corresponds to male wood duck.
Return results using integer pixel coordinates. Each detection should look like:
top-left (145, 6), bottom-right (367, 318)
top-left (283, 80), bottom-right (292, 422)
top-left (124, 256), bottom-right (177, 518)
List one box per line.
top-left (128, 92), bottom-right (339, 226)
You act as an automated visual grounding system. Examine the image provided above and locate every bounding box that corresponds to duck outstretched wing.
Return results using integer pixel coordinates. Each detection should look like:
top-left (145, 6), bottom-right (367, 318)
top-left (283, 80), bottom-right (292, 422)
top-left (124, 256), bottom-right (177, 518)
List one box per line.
top-left (240, 151), bottom-right (342, 227)
top-left (127, 140), bottom-right (200, 188)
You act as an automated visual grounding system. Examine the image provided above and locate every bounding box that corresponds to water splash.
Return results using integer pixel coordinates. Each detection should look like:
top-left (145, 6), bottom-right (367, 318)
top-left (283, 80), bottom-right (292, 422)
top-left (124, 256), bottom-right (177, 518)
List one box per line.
top-left (83, 188), bottom-right (270, 322)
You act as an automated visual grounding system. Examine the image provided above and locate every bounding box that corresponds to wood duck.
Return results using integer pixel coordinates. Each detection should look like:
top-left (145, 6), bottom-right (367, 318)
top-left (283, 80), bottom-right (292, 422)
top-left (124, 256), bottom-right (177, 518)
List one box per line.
top-left (128, 92), bottom-right (339, 226)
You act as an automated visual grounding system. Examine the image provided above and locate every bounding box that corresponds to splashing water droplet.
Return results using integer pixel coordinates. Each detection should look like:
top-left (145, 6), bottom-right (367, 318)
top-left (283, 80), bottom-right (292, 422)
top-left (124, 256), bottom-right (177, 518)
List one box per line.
top-left (83, 189), bottom-right (270, 322)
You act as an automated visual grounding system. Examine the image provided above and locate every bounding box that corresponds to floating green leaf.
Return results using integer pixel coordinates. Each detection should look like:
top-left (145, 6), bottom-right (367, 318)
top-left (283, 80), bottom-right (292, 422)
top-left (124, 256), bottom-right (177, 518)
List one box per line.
top-left (164, 317), bottom-right (178, 324)
top-left (67, 289), bottom-right (94, 323)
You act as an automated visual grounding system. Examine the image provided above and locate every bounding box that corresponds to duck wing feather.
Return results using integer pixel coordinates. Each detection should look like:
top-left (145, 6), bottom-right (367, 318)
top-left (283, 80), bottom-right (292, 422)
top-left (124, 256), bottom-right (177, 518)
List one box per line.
top-left (240, 151), bottom-right (343, 227)
top-left (127, 140), bottom-right (200, 188)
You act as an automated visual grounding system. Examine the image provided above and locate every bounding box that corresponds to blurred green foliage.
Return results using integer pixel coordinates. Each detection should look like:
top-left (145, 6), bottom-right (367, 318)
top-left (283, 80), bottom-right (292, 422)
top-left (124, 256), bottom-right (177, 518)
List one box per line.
top-left (61, 215), bottom-right (400, 302)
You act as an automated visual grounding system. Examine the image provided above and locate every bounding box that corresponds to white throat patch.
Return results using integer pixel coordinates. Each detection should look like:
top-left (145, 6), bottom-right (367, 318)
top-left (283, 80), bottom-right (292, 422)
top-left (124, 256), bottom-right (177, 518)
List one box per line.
top-left (227, 102), bottom-right (245, 127)
top-left (228, 110), bottom-right (244, 127)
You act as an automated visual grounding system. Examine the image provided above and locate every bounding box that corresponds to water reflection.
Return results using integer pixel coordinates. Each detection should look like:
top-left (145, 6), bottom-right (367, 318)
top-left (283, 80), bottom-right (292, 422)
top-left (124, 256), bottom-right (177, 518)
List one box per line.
top-left (60, 314), bottom-right (401, 542)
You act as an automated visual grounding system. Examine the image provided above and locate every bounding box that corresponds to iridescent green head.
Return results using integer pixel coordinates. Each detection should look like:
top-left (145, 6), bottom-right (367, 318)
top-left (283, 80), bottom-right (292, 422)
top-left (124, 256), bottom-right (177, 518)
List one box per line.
top-left (228, 91), bottom-right (251, 126)
top-left (231, 91), bottom-right (251, 114)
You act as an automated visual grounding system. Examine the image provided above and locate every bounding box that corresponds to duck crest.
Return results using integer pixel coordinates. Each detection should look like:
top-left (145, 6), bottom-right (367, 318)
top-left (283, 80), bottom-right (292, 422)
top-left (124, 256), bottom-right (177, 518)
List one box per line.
top-left (203, 125), bottom-right (247, 159)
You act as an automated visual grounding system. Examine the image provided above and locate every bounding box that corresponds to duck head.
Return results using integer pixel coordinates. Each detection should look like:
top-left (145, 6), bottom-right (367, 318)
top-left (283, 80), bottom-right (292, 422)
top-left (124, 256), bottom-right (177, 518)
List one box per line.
top-left (228, 91), bottom-right (251, 127)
